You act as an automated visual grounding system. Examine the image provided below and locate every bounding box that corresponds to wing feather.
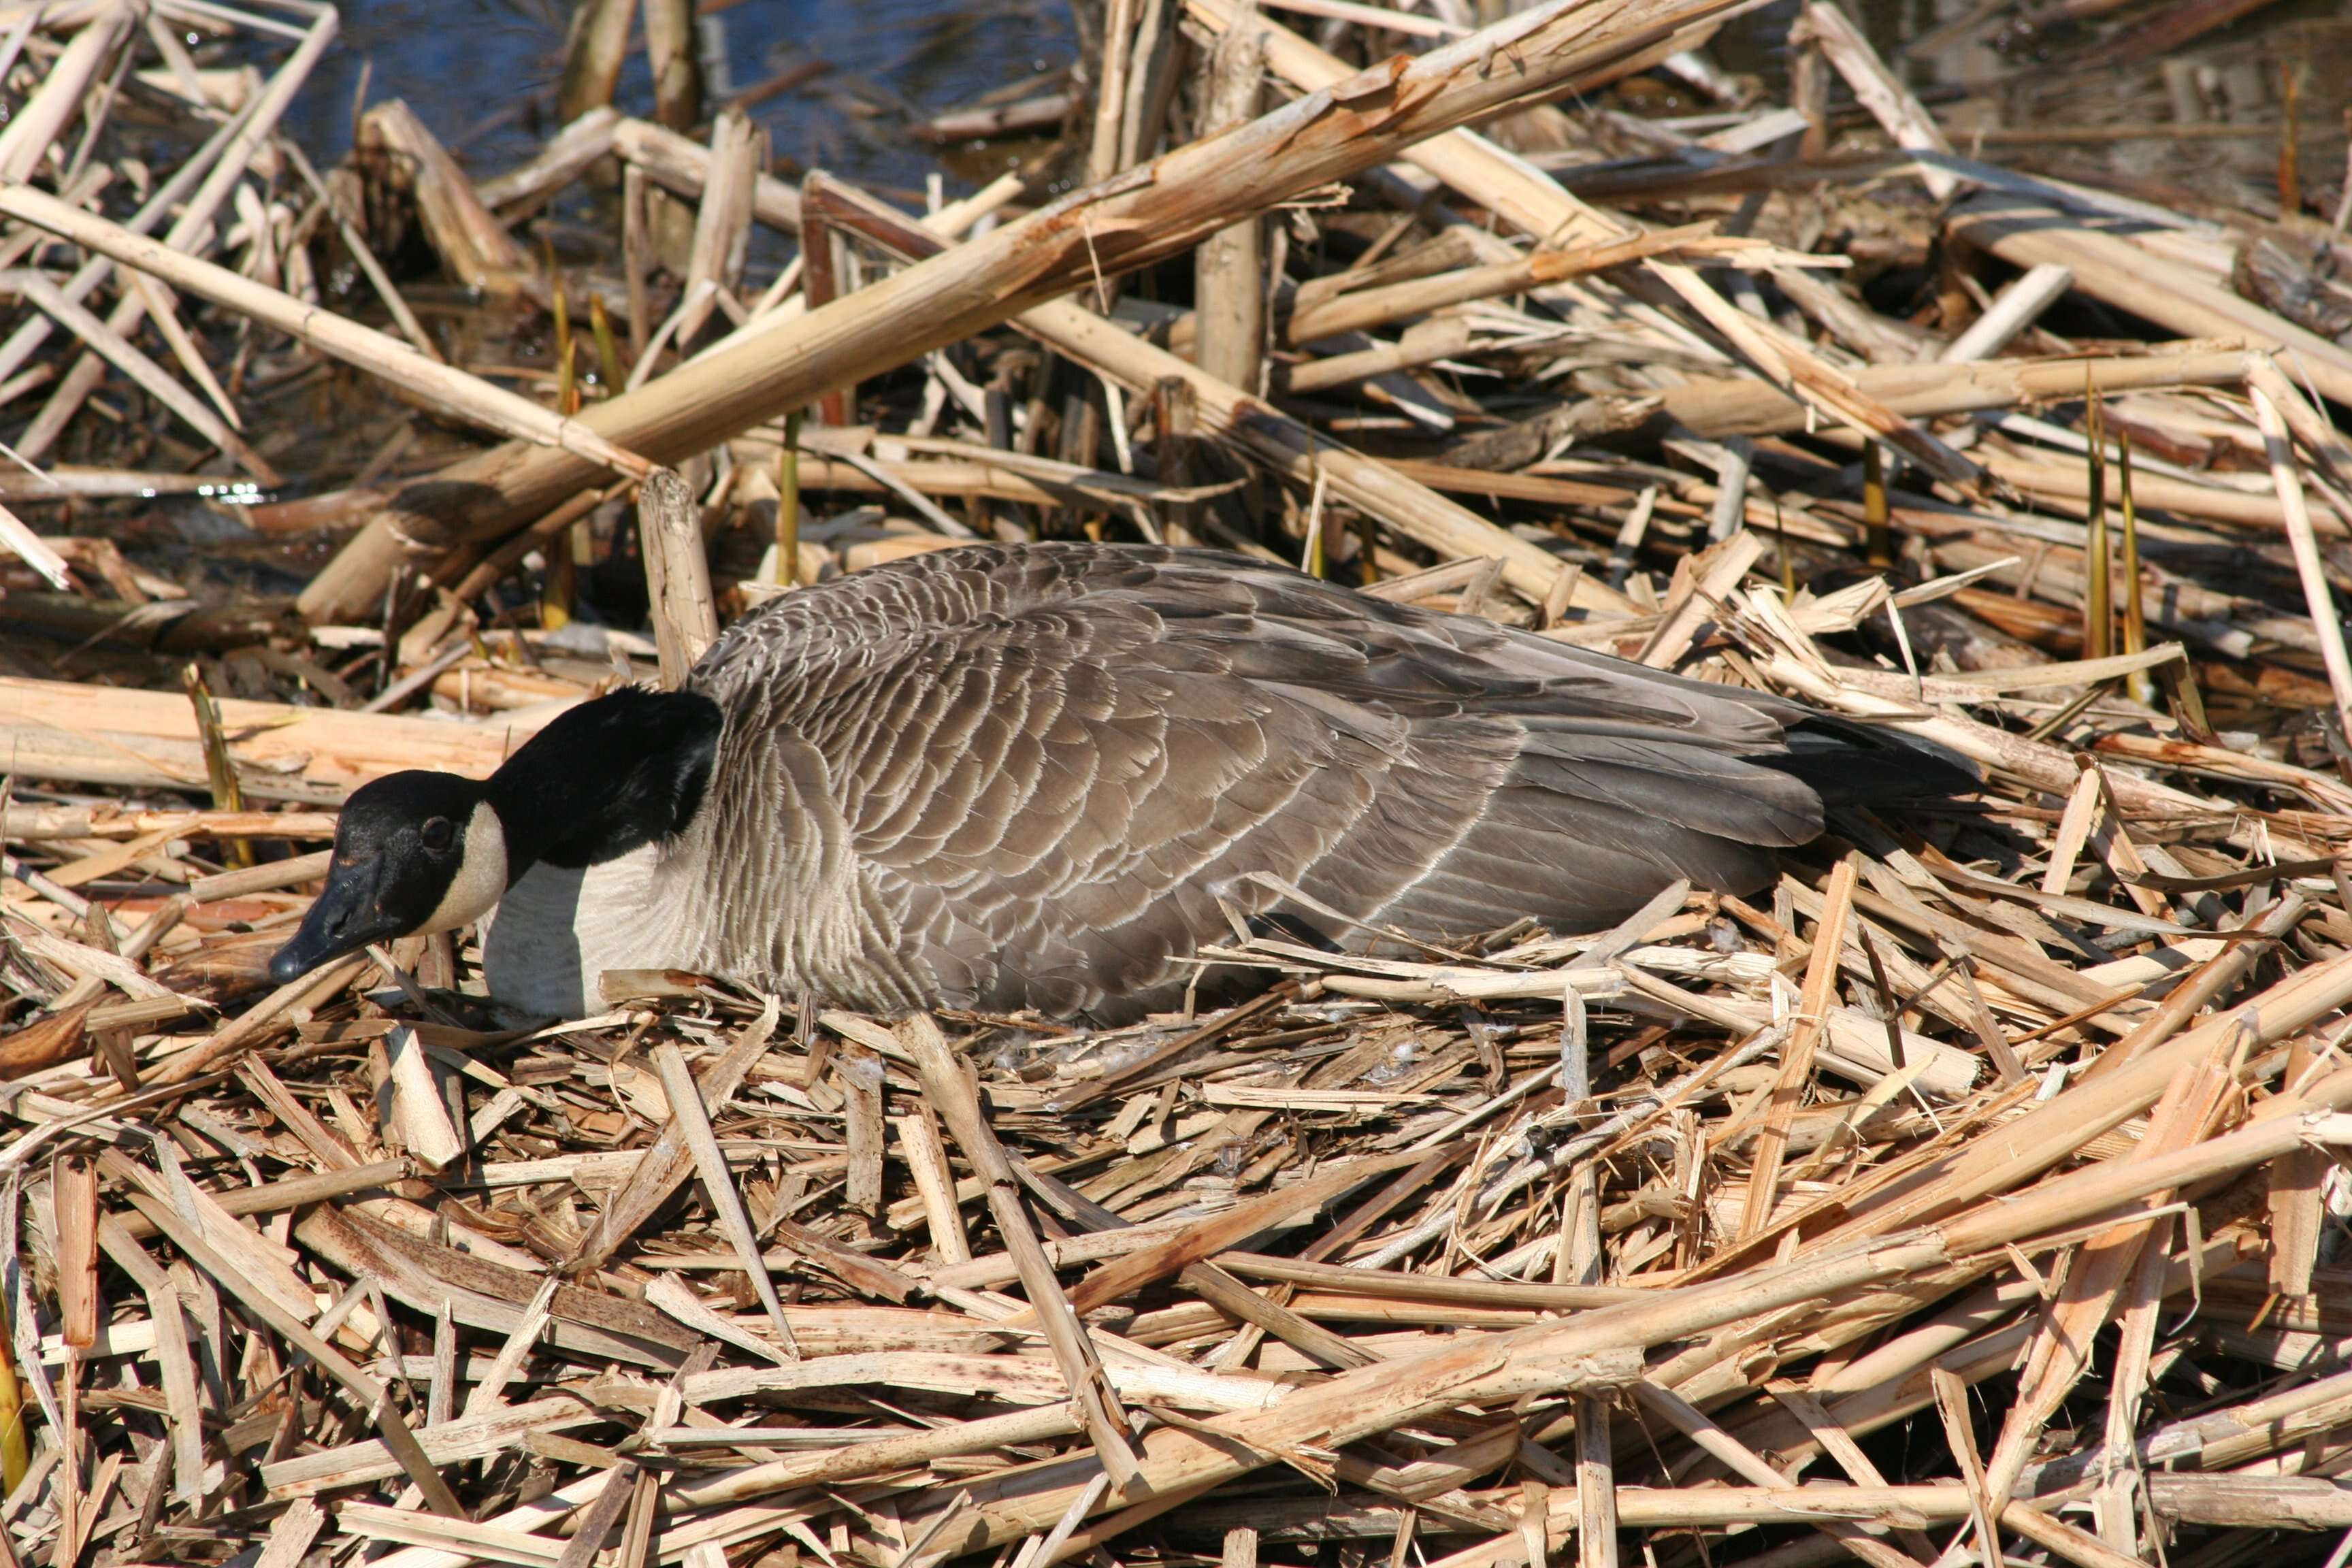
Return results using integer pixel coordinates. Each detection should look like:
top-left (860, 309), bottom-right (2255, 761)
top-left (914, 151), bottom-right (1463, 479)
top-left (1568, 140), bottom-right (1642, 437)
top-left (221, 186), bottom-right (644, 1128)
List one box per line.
top-left (681, 542), bottom-right (1865, 1020)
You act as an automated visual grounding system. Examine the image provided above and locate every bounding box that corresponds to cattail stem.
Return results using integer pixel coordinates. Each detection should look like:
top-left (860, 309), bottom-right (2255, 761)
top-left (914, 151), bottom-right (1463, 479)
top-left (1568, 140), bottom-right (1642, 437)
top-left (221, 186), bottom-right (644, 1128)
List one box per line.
top-left (589, 292), bottom-right (623, 396)
top-left (2279, 63), bottom-right (2302, 216)
top-left (775, 408), bottom-right (803, 587)
top-left (552, 280), bottom-right (578, 416)
top-left (1862, 444), bottom-right (1890, 568)
top-left (2119, 428), bottom-right (2154, 706)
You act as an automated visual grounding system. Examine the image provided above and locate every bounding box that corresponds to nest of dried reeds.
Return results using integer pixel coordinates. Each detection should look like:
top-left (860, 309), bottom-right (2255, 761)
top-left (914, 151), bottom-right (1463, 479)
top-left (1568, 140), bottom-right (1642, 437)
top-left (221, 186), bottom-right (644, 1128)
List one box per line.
top-left (6, 0), bottom-right (2352, 1564)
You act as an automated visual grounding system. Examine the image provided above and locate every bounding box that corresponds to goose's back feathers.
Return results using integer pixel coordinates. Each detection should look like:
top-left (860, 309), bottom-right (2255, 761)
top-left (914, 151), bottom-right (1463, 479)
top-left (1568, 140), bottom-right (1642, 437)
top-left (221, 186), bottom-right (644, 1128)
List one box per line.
top-left (666, 543), bottom-right (1921, 1019)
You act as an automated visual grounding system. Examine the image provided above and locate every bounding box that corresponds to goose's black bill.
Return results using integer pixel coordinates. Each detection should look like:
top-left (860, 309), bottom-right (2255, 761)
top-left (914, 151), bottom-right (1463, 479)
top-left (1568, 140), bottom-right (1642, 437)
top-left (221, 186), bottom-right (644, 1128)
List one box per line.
top-left (268, 858), bottom-right (410, 984)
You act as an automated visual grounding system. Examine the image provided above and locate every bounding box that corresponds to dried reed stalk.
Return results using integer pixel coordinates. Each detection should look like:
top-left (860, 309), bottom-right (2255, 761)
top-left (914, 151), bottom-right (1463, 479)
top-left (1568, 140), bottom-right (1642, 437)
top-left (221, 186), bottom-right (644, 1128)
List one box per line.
top-left (291, 0), bottom-right (1754, 623)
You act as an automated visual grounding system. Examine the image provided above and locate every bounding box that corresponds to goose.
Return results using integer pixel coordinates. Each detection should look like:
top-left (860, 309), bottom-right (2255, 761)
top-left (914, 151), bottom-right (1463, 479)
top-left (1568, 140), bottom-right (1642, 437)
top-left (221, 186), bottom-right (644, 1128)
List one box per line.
top-left (269, 542), bottom-right (1963, 1021)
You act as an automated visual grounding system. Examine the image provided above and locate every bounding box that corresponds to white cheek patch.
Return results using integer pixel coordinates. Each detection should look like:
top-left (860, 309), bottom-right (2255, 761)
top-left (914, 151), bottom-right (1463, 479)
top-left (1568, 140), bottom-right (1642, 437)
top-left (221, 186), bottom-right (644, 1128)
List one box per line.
top-left (418, 801), bottom-right (509, 934)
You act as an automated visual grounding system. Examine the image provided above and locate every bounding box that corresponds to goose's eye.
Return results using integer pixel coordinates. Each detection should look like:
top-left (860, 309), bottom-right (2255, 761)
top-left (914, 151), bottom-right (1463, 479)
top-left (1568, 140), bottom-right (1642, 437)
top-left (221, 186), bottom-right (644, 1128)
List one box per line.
top-left (421, 817), bottom-right (456, 853)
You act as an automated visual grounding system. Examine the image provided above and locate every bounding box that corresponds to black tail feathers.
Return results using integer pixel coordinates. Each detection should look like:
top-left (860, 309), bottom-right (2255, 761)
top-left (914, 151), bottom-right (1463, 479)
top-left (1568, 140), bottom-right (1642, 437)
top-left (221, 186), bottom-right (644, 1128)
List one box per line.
top-left (1752, 718), bottom-right (1980, 809)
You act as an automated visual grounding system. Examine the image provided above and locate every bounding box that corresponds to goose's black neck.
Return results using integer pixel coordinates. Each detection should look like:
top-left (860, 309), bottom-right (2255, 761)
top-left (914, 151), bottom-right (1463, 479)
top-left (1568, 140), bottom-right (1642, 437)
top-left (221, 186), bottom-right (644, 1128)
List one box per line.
top-left (485, 686), bottom-right (724, 879)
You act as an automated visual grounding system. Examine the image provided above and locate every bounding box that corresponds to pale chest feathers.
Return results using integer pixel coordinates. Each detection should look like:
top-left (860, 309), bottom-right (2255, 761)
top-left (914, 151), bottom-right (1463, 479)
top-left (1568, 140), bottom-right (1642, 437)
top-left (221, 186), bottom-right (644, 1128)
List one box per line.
top-left (480, 846), bottom-right (681, 1017)
top-left (476, 823), bottom-right (930, 1017)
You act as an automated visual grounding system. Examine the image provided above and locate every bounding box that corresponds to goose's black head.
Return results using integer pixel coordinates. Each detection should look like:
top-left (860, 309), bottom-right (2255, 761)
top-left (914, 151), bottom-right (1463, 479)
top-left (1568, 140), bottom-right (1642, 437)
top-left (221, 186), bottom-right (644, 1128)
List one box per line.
top-left (269, 687), bottom-right (724, 987)
top-left (265, 770), bottom-right (501, 985)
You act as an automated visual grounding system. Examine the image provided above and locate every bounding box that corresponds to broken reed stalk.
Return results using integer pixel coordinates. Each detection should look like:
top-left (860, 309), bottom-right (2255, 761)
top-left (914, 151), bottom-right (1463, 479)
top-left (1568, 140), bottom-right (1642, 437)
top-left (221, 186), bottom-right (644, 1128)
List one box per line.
top-left (1948, 197), bottom-right (2352, 407)
top-left (361, 100), bottom-right (539, 299)
top-left (1797, 0), bottom-right (1955, 194)
top-left (650, 1041), bottom-right (798, 1350)
top-left (14, 8), bottom-right (341, 463)
top-left (278, 134), bottom-right (444, 363)
top-left (1193, 5), bottom-right (1267, 397)
top-left (179, 663), bottom-right (252, 870)
top-left (1938, 262), bottom-right (2074, 362)
top-left (894, 1013), bottom-right (1145, 1492)
top-left (568, 1001), bottom-right (778, 1273)
top-left (1567, 348), bottom-right (2254, 444)
top-left (1737, 853), bottom-right (1857, 1241)
top-left (2248, 376), bottom-right (2352, 749)
top-left (0, 268), bottom-right (277, 483)
top-left (637, 468), bottom-right (719, 686)
top-left (282, 0), bottom-right (1752, 623)
top-left (765, 172), bottom-right (1632, 611)
top-left (1186, 0), bottom-right (1622, 247)
top-left (556, 0), bottom-right (634, 123)
top-left (676, 107), bottom-right (759, 345)
top-left (993, 1241), bottom-right (1946, 1555)
top-left (117, 1181), bottom-right (465, 1516)
top-left (1283, 225), bottom-right (1737, 344)
top-left (1663, 267), bottom-right (1982, 491)
top-left (2082, 385), bottom-right (2110, 661)
top-left (1090, 0), bottom-right (1143, 185)
top-left (1820, 947), bottom-right (2352, 1245)
top-left (0, 186), bottom-right (653, 483)
top-left (0, 8), bottom-right (131, 184)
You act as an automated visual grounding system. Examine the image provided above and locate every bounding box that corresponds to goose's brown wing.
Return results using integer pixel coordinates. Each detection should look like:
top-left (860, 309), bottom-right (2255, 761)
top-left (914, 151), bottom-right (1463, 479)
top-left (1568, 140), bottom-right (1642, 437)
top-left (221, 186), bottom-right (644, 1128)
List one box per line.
top-left (693, 544), bottom-right (1825, 1020)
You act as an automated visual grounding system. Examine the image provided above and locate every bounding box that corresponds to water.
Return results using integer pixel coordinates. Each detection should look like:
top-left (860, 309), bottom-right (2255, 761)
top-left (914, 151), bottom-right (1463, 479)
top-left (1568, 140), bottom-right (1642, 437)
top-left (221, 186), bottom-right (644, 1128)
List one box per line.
top-left (289, 0), bottom-right (1075, 199)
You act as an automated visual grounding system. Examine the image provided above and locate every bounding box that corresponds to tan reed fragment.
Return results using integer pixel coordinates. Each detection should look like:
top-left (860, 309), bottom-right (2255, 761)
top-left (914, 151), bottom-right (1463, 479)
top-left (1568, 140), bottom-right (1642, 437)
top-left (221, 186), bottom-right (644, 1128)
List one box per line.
top-left (0, 186), bottom-right (651, 481)
top-left (1740, 853), bottom-right (1858, 1239)
top-left (2250, 371), bottom-right (2352, 745)
top-left (896, 1011), bottom-right (1145, 1492)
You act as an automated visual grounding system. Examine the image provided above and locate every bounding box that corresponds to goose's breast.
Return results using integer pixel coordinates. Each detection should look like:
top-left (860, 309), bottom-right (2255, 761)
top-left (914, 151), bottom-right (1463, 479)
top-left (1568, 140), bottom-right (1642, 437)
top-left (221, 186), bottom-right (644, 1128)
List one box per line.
top-left (483, 845), bottom-right (677, 1016)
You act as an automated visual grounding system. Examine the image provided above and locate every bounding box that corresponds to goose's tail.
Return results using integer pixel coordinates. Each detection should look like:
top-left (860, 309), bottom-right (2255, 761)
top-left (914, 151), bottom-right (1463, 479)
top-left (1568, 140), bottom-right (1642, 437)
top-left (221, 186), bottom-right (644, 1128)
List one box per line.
top-left (1753, 717), bottom-right (1981, 810)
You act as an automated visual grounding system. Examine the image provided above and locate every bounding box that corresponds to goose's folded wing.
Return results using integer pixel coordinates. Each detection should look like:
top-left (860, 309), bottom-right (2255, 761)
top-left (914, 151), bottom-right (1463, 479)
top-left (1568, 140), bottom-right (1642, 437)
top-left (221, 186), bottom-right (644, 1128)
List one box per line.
top-left (773, 572), bottom-right (1812, 1020)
